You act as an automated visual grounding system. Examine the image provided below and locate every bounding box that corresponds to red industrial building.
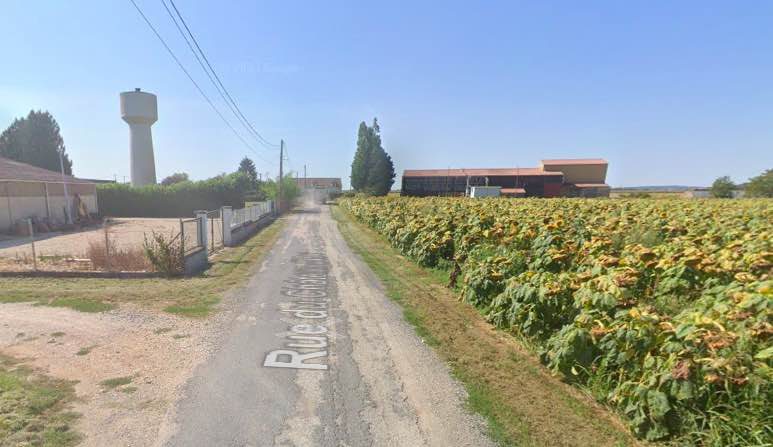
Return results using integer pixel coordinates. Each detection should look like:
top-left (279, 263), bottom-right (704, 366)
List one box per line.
top-left (400, 159), bottom-right (609, 198)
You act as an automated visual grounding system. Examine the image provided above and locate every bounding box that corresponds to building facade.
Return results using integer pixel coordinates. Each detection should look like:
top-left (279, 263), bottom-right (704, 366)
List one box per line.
top-left (401, 159), bottom-right (609, 198)
top-left (0, 157), bottom-right (98, 233)
top-left (294, 177), bottom-right (342, 203)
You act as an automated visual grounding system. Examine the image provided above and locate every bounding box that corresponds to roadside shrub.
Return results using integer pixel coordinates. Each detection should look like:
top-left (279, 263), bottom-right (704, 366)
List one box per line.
top-left (143, 232), bottom-right (183, 276)
top-left (97, 172), bottom-right (253, 217)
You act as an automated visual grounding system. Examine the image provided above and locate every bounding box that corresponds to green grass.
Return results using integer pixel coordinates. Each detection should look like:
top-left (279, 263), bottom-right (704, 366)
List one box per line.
top-left (75, 345), bottom-right (97, 356)
top-left (98, 376), bottom-right (133, 390)
top-left (0, 355), bottom-right (80, 446)
top-left (50, 332), bottom-right (66, 337)
top-left (332, 204), bottom-right (637, 447)
top-left (0, 218), bottom-right (285, 317)
top-left (49, 298), bottom-right (115, 313)
top-left (164, 297), bottom-right (219, 318)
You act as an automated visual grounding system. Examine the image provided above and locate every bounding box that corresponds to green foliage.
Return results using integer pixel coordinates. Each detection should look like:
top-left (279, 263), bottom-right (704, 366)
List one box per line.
top-left (350, 118), bottom-right (395, 196)
top-left (259, 173), bottom-right (300, 208)
top-left (0, 110), bottom-right (73, 174)
top-left (711, 175), bottom-right (735, 198)
top-left (143, 232), bottom-right (184, 277)
top-left (341, 196), bottom-right (773, 444)
top-left (623, 192), bottom-right (651, 198)
top-left (238, 157), bottom-right (258, 185)
top-left (160, 172), bottom-right (189, 186)
top-left (97, 172), bottom-right (253, 217)
top-left (745, 168), bottom-right (773, 198)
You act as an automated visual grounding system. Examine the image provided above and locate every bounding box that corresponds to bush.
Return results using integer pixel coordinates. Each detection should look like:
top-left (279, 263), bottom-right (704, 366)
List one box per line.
top-left (98, 172), bottom-right (253, 217)
top-left (259, 174), bottom-right (301, 212)
top-left (143, 232), bottom-right (183, 276)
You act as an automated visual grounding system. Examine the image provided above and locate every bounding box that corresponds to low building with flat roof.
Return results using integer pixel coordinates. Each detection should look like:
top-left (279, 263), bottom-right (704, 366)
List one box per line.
top-left (401, 158), bottom-right (609, 198)
top-left (0, 156), bottom-right (98, 232)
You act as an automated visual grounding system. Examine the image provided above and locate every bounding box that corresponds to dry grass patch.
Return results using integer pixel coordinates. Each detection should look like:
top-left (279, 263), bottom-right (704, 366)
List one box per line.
top-left (86, 239), bottom-right (150, 271)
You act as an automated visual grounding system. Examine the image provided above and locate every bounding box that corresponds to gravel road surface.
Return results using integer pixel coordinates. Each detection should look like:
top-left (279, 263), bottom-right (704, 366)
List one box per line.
top-left (162, 204), bottom-right (492, 447)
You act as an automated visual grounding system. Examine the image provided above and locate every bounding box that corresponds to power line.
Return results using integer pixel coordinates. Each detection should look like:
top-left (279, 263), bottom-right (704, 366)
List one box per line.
top-left (127, 0), bottom-right (274, 166)
top-left (165, 0), bottom-right (280, 150)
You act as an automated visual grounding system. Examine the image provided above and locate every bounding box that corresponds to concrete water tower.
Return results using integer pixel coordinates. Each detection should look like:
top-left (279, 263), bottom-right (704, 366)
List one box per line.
top-left (120, 88), bottom-right (158, 186)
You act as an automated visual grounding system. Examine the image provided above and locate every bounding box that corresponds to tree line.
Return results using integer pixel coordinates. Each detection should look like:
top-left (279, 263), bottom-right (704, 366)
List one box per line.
top-left (711, 171), bottom-right (772, 198)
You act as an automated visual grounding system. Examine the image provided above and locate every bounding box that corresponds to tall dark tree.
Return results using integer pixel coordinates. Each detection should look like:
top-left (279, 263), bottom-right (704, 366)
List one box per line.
top-left (350, 121), bottom-right (373, 191)
top-left (350, 118), bottom-right (395, 195)
top-left (0, 110), bottom-right (73, 174)
top-left (238, 157), bottom-right (258, 185)
top-left (368, 145), bottom-right (396, 195)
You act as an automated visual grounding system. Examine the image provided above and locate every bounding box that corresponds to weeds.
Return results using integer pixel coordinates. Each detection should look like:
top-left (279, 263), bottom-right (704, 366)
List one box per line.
top-left (143, 232), bottom-right (184, 276)
top-left (75, 345), bottom-right (97, 356)
top-left (87, 239), bottom-right (150, 271)
top-left (0, 355), bottom-right (80, 446)
top-left (98, 376), bottom-right (133, 390)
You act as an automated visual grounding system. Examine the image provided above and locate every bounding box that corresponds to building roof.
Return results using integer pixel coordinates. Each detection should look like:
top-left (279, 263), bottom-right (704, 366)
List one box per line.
top-left (295, 177), bottom-right (341, 188)
top-left (541, 158), bottom-right (607, 166)
top-left (0, 156), bottom-right (94, 184)
top-left (403, 168), bottom-right (562, 178)
top-left (573, 183), bottom-right (611, 188)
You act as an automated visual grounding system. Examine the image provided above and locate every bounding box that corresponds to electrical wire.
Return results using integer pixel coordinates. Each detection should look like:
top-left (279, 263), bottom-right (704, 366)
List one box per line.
top-left (166, 0), bottom-right (280, 150)
top-left (127, 0), bottom-right (275, 166)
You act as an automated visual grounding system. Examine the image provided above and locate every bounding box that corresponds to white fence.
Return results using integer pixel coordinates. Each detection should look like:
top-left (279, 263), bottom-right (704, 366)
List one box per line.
top-left (230, 201), bottom-right (273, 229)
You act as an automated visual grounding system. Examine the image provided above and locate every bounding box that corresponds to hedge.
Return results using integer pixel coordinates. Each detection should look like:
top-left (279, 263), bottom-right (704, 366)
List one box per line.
top-left (97, 172), bottom-right (253, 217)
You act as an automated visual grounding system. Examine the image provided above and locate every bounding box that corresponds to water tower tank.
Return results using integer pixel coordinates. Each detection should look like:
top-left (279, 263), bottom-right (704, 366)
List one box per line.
top-left (120, 88), bottom-right (158, 186)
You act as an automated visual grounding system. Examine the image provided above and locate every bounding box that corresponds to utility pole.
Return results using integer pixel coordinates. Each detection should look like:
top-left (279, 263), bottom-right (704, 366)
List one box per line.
top-left (304, 164), bottom-right (307, 189)
top-left (58, 148), bottom-right (72, 224)
top-left (278, 139), bottom-right (284, 214)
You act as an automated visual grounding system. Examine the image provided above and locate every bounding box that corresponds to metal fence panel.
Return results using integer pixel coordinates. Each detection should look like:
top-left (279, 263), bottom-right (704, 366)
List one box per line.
top-left (180, 217), bottom-right (202, 255)
top-left (206, 209), bottom-right (223, 253)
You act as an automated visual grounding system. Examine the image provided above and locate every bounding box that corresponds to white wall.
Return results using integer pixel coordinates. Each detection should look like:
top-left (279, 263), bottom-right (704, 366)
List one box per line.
top-left (0, 181), bottom-right (98, 233)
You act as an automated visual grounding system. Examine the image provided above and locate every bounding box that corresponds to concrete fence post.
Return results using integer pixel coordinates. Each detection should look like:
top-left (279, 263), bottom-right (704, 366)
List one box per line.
top-left (221, 206), bottom-right (233, 247)
top-left (27, 218), bottom-right (37, 271)
top-left (195, 210), bottom-right (208, 250)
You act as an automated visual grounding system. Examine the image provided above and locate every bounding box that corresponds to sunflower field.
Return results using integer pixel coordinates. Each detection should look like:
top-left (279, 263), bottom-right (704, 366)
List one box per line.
top-left (340, 196), bottom-right (772, 445)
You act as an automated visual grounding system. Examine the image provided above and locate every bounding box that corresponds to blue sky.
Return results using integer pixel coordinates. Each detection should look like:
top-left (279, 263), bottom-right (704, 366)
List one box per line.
top-left (1, 1), bottom-right (771, 188)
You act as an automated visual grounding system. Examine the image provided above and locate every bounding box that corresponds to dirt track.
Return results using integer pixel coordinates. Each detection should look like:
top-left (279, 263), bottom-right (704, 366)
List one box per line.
top-left (0, 302), bottom-right (222, 447)
top-left (164, 203), bottom-right (493, 446)
top-left (0, 204), bottom-right (493, 446)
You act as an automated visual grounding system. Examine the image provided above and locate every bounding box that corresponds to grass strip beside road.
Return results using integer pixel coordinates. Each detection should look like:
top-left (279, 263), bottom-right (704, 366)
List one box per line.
top-left (0, 355), bottom-right (80, 447)
top-left (0, 218), bottom-right (285, 317)
top-left (332, 204), bottom-right (638, 447)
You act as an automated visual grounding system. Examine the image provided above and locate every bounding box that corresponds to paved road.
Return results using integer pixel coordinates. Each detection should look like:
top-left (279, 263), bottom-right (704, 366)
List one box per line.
top-left (163, 204), bottom-right (492, 447)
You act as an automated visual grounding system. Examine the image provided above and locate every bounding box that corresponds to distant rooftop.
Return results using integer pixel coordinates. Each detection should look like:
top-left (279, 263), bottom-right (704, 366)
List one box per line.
top-left (0, 156), bottom-right (94, 184)
top-left (403, 168), bottom-right (562, 178)
top-left (541, 158), bottom-right (607, 165)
